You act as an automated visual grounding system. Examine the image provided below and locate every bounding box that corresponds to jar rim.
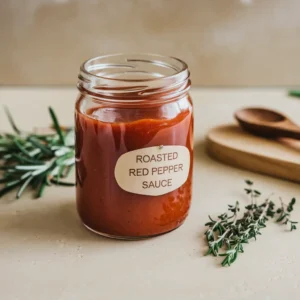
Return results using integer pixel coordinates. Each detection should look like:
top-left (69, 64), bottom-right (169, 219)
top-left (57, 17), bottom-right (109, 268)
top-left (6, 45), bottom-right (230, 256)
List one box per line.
top-left (77, 53), bottom-right (190, 103)
top-left (80, 53), bottom-right (189, 82)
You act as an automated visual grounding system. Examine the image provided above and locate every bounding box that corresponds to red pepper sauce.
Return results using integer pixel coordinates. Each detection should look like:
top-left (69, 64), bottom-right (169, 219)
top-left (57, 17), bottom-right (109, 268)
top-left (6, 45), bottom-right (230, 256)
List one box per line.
top-left (75, 97), bottom-right (193, 238)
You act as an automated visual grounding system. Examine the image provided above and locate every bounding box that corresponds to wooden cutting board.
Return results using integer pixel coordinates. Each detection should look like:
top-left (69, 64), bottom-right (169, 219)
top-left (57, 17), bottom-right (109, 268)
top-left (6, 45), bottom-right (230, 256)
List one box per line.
top-left (206, 124), bottom-right (300, 183)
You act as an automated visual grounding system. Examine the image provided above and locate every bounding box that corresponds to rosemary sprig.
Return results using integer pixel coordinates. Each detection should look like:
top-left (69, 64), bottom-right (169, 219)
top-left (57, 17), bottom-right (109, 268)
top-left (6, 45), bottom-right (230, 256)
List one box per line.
top-left (205, 180), bottom-right (297, 267)
top-left (0, 107), bottom-right (75, 199)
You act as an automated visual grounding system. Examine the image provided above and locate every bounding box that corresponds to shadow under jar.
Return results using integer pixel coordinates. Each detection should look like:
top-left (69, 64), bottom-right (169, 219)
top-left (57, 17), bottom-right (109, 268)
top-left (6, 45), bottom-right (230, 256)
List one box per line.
top-left (75, 54), bottom-right (193, 240)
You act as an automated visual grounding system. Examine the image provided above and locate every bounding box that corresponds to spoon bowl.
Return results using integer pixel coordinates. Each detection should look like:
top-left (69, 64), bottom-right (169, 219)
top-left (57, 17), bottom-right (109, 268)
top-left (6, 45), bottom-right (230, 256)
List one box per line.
top-left (236, 108), bottom-right (286, 123)
top-left (235, 107), bottom-right (300, 140)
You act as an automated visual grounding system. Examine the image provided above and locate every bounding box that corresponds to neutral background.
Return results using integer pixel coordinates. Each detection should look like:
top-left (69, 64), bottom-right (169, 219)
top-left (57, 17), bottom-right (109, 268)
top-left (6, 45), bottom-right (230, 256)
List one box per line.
top-left (1, 0), bottom-right (300, 86)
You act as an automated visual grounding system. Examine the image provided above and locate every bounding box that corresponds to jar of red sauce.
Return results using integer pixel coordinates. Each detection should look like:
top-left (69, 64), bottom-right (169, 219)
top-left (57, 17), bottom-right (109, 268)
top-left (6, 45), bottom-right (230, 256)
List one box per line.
top-left (75, 54), bottom-right (193, 239)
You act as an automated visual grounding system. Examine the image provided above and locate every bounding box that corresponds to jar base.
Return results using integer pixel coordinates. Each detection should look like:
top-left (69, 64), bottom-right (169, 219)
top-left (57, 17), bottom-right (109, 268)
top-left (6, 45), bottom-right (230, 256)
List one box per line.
top-left (82, 222), bottom-right (183, 240)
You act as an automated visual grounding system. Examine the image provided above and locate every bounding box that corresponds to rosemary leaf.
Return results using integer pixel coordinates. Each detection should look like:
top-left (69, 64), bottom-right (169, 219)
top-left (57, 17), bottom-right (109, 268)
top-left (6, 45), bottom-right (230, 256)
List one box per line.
top-left (0, 181), bottom-right (21, 197)
top-left (50, 178), bottom-right (75, 186)
top-left (16, 176), bottom-right (34, 199)
top-left (13, 139), bottom-right (33, 157)
top-left (36, 180), bottom-right (47, 198)
top-left (28, 137), bottom-right (52, 156)
top-left (0, 177), bottom-right (15, 184)
top-left (49, 107), bottom-right (65, 146)
top-left (4, 106), bottom-right (21, 134)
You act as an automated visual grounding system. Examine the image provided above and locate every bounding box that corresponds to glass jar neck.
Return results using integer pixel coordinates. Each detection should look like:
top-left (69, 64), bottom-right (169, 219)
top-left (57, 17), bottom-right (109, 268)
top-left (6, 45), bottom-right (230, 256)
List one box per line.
top-left (77, 54), bottom-right (190, 104)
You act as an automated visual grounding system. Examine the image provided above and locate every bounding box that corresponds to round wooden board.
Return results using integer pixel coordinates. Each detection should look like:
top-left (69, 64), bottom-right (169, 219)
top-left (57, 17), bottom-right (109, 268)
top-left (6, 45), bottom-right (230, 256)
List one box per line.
top-left (206, 124), bottom-right (300, 183)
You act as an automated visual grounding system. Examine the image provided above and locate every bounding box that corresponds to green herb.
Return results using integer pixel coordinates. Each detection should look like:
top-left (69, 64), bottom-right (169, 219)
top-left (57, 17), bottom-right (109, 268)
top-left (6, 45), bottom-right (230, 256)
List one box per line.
top-left (276, 197), bottom-right (298, 231)
top-left (205, 180), bottom-right (297, 267)
top-left (0, 107), bottom-right (75, 199)
top-left (288, 90), bottom-right (300, 98)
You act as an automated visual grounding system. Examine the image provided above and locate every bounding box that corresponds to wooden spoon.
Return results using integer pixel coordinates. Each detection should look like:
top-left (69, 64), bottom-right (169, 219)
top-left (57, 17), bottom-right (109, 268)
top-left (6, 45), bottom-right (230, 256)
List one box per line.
top-left (235, 107), bottom-right (300, 140)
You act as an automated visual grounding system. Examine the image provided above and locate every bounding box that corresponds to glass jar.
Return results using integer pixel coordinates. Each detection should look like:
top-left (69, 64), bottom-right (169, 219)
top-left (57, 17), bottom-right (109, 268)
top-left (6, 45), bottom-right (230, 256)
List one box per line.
top-left (75, 54), bottom-right (193, 240)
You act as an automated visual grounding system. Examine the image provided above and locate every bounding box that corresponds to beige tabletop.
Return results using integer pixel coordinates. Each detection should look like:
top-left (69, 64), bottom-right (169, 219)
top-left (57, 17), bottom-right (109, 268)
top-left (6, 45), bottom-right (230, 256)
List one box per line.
top-left (1, 87), bottom-right (300, 300)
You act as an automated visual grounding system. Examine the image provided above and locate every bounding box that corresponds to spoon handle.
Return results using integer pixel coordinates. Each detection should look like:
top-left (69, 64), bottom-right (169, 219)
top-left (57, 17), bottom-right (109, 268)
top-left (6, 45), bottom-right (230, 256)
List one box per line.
top-left (274, 126), bottom-right (300, 140)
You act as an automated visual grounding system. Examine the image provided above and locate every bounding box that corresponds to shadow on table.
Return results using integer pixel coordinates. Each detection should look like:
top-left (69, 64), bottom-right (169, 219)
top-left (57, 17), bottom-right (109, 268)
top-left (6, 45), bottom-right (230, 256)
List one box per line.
top-left (194, 138), bottom-right (234, 170)
top-left (194, 139), bottom-right (219, 165)
top-left (0, 200), bottom-right (121, 245)
top-left (194, 140), bottom-right (207, 161)
top-left (0, 140), bottom-right (235, 249)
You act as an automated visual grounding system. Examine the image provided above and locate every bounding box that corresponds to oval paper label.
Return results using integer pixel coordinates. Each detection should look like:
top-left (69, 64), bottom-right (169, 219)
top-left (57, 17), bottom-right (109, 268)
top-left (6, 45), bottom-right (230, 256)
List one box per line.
top-left (114, 145), bottom-right (190, 196)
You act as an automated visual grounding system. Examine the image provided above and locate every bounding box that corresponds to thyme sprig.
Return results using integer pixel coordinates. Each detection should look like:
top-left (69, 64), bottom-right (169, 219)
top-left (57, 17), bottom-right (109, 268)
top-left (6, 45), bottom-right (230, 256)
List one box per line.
top-left (0, 107), bottom-right (75, 199)
top-left (205, 180), bottom-right (297, 267)
top-left (276, 197), bottom-right (298, 231)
